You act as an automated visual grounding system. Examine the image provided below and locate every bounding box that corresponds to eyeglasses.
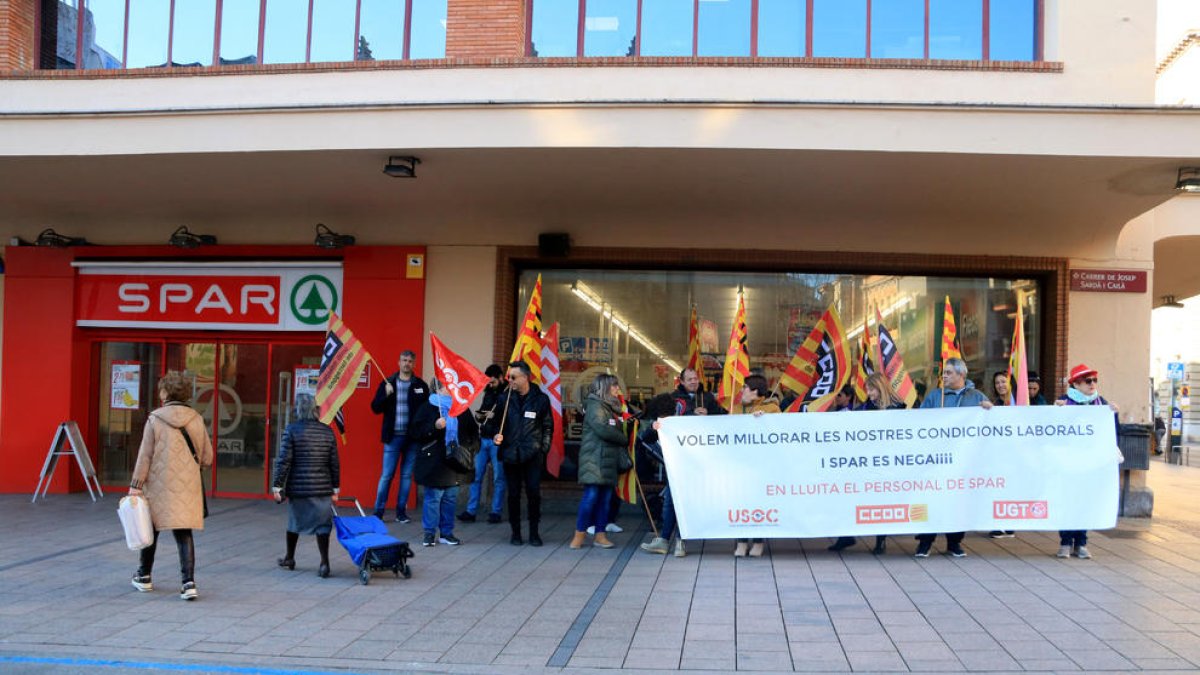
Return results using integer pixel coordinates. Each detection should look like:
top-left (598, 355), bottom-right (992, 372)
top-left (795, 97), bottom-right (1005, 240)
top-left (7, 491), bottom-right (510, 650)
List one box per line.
top-left (1079, 377), bottom-right (1098, 385)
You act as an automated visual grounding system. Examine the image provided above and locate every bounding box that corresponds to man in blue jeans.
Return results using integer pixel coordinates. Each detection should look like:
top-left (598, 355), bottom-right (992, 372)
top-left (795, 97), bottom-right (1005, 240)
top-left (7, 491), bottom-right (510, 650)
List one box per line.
top-left (459, 364), bottom-right (507, 524)
top-left (369, 350), bottom-right (430, 522)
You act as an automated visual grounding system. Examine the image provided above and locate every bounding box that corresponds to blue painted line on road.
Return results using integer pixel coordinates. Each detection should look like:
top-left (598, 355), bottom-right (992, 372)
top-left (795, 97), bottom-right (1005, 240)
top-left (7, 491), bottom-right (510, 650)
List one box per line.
top-left (546, 523), bottom-right (647, 668)
top-left (0, 655), bottom-right (367, 674)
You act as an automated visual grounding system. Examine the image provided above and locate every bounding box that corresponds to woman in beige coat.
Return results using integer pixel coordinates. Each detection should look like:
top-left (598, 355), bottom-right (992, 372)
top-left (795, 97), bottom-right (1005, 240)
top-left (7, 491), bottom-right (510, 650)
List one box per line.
top-left (128, 371), bottom-right (213, 601)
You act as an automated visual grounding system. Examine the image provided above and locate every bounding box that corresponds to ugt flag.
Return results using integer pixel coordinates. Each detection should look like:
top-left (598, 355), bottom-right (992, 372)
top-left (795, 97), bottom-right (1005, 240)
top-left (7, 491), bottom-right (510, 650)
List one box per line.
top-left (316, 313), bottom-right (374, 426)
top-left (430, 333), bottom-right (489, 417)
top-left (539, 322), bottom-right (566, 477)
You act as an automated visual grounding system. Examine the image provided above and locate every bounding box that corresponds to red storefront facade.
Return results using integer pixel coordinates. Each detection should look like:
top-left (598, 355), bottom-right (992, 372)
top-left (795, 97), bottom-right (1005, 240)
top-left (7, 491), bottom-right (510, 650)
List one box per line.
top-left (0, 244), bottom-right (426, 501)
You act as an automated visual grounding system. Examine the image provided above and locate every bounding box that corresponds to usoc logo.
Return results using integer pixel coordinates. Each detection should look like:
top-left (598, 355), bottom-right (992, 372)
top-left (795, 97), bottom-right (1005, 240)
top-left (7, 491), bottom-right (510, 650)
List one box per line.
top-left (290, 275), bottom-right (339, 325)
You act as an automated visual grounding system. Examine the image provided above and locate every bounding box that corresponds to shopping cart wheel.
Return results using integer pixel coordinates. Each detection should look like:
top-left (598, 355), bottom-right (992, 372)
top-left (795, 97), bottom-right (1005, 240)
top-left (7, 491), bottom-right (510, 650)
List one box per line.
top-left (400, 562), bottom-right (412, 579)
top-left (359, 568), bottom-right (370, 585)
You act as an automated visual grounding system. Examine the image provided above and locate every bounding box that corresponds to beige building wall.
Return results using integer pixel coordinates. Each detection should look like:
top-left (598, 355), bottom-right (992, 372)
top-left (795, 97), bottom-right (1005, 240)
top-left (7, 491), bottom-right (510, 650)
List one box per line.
top-left (422, 245), bottom-right (498, 383)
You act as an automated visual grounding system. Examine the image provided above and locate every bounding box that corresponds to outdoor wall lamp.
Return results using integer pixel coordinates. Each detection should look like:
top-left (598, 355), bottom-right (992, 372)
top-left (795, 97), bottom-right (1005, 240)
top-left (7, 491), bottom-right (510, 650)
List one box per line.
top-left (1160, 295), bottom-right (1185, 309)
top-left (383, 155), bottom-right (420, 178)
top-left (34, 228), bottom-right (91, 247)
top-left (1177, 168), bottom-right (1200, 193)
top-left (314, 223), bottom-right (356, 249)
top-left (169, 226), bottom-right (218, 248)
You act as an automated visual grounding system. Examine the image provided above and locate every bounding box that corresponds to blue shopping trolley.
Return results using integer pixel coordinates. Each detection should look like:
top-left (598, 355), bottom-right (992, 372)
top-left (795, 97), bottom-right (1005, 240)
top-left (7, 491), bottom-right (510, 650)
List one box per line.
top-left (332, 496), bottom-right (413, 585)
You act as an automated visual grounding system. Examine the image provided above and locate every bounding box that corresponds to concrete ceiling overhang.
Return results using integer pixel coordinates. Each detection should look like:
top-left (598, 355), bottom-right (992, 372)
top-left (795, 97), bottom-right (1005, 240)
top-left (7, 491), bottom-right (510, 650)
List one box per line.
top-left (1155, 233), bottom-right (1200, 303)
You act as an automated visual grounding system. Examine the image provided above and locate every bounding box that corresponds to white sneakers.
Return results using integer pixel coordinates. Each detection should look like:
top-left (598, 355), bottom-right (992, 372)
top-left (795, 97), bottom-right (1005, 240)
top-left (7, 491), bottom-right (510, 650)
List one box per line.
top-left (1058, 544), bottom-right (1092, 559)
top-left (586, 523), bottom-right (624, 536)
top-left (131, 575), bottom-right (152, 592)
top-left (180, 581), bottom-right (198, 601)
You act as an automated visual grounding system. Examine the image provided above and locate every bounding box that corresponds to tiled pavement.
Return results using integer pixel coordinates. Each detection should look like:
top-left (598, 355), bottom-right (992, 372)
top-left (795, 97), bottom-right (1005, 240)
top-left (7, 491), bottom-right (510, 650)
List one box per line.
top-left (4, 464), bottom-right (1200, 673)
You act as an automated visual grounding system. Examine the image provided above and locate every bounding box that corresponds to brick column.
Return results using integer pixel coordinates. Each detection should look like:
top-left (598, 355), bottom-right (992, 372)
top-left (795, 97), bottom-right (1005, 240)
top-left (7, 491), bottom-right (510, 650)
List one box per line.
top-left (0, 0), bottom-right (37, 70)
top-left (446, 0), bottom-right (528, 59)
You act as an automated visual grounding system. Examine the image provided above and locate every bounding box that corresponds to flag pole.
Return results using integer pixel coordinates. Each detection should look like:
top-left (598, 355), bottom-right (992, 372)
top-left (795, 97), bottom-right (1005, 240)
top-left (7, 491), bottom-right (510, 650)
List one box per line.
top-left (635, 477), bottom-right (659, 538)
top-left (496, 387), bottom-right (513, 437)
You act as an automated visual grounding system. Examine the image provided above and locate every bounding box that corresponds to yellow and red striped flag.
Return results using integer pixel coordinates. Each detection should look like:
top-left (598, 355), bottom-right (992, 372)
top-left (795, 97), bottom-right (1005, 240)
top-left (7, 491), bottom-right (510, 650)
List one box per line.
top-left (780, 304), bottom-right (851, 412)
top-left (940, 295), bottom-right (961, 361)
top-left (686, 305), bottom-right (705, 382)
top-left (875, 306), bottom-right (918, 408)
top-left (717, 291), bottom-right (749, 411)
top-left (1007, 292), bottom-right (1029, 405)
top-left (615, 418), bottom-right (639, 504)
top-left (510, 274), bottom-right (543, 383)
top-left (851, 315), bottom-right (874, 402)
top-left (315, 312), bottom-right (375, 426)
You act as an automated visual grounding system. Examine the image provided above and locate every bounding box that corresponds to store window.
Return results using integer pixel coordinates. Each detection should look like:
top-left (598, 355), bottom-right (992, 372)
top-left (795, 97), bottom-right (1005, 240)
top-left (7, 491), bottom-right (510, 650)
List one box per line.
top-left (757, 0), bottom-right (806, 57)
top-left (517, 268), bottom-right (1040, 420)
top-left (641, 0), bottom-right (693, 56)
top-left (697, 0), bottom-right (751, 57)
top-left (584, 0), bottom-right (638, 57)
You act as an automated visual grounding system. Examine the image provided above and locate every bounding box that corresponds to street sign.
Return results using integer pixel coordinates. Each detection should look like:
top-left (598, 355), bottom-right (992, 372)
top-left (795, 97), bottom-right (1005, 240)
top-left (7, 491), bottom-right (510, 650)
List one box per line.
top-left (1168, 362), bottom-right (1185, 381)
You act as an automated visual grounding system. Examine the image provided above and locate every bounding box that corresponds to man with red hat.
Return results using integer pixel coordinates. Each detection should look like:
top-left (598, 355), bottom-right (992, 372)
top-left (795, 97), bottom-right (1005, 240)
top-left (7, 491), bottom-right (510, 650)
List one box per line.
top-left (1054, 363), bottom-right (1119, 560)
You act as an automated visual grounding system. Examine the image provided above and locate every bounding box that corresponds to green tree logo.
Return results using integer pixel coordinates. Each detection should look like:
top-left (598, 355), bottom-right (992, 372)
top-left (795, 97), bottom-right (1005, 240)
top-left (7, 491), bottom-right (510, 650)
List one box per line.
top-left (289, 275), bottom-right (339, 325)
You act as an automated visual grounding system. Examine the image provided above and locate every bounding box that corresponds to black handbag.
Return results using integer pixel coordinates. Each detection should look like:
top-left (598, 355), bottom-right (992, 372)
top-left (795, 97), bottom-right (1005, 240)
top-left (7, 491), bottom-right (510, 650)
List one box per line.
top-left (444, 441), bottom-right (474, 473)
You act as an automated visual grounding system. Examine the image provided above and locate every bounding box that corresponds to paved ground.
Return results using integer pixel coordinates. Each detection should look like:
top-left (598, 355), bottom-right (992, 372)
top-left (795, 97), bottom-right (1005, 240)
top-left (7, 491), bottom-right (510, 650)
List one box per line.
top-left (4, 463), bottom-right (1200, 674)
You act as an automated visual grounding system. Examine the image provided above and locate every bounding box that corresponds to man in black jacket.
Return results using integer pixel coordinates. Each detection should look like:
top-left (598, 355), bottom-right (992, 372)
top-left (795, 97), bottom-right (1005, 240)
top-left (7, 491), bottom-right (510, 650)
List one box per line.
top-left (493, 361), bottom-right (553, 546)
top-left (671, 368), bottom-right (726, 416)
top-left (369, 350), bottom-right (430, 522)
top-left (459, 364), bottom-right (508, 524)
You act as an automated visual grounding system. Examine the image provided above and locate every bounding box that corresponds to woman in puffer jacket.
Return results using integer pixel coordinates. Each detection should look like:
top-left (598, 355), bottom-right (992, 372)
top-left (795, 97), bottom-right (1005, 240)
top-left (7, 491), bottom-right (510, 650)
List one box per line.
top-left (129, 371), bottom-right (213, 601)
top-left (571, 373), bottom-right (629, 550)
top-left (272, 393), bottom-right (340, 578)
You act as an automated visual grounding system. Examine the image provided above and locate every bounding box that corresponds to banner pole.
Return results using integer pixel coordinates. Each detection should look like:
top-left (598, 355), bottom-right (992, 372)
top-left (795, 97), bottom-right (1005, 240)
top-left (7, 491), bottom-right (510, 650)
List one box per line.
top-left (636, 478), bottom-right (659, 538)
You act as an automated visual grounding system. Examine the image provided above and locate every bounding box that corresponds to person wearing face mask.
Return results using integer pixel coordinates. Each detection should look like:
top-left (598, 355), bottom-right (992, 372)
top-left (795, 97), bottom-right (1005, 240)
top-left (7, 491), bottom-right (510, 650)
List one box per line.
top-left (915, 358), bottom-right (993, 558)
top-left (1053, 364), bottom-right (1119, 560)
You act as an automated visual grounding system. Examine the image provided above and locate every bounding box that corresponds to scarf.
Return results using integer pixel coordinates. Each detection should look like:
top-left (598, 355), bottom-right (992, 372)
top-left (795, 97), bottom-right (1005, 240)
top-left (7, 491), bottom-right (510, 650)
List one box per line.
top-left (428, 394), bottom-right (459, 445)
top-left (1066, 387), bottom-right (1100, 404)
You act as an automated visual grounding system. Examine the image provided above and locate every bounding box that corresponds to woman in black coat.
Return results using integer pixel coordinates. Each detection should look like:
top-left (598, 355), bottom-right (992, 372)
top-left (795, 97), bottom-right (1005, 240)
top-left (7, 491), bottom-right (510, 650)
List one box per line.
top-left (272, 393), bottom-right (340, 578)
top-left (412, 379), bottom-right (478, 548)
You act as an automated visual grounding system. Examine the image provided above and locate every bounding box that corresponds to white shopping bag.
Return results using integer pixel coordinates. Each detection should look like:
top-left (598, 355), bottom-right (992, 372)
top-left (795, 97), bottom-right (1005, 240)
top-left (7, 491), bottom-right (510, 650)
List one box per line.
top-left (118, 495), bottom-right (154, 551)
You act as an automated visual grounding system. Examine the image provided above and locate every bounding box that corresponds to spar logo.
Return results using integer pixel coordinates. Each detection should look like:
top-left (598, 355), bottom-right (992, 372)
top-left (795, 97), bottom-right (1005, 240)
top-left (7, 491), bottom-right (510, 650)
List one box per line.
top-left (856, 504), bottom-right (929, 524)
top-left (993, 500), bottom-right (1048, 519)
top-left (727, 508), bottom-right (780, 526)
top-left (289, 275), bottom-right (339, 325)
top-left (435, 353), bottom-right (477, 409)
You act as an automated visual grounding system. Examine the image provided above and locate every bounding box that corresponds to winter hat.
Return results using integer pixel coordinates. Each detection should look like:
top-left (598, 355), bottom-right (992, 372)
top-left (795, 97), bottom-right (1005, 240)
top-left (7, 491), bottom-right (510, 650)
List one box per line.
top-left (1027, 370), bottom-right (1041, 384)
top-left (1068, 364), bottom-right (1098, 384)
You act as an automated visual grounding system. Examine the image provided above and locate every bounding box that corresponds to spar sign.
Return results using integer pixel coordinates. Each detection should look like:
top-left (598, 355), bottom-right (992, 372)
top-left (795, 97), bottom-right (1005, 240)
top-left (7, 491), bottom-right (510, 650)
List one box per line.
top-left (74, 262), bottom-right (342, 331)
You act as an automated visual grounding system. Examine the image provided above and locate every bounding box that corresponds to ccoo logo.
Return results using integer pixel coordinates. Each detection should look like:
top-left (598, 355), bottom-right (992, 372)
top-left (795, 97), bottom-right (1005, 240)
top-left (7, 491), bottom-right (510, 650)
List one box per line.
top-left (728, 508), bottom-right (779, 525)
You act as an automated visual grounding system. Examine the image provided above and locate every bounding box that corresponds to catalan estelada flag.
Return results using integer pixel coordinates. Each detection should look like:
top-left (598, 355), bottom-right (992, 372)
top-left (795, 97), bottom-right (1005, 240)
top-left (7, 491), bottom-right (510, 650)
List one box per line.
top-left (316, 312), bottom-right (374, 427)
top-left (510, 274), bottom-right (543, 383)
top-left (717, 291), bottom-right (749, 411)
top-left (539, 322), bottom-right (566, 477)
top-left (781, 304), bottom-right (852, 412)
top-left (940, 295), bottom-right (962, 362)
top-left (615, 418), bottom-right (639, 504)
top-left (875, 307), bottom-right (918, 408)
top-left (686, 305), bottom-right (704, 382)
top-left (1007, 292), bottom-right (1030, 405)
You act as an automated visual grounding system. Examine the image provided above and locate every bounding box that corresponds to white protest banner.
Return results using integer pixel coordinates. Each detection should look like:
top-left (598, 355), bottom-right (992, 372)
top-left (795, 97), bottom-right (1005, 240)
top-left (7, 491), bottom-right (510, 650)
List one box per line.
top-left (660, 406), bottom-right (1119, 539)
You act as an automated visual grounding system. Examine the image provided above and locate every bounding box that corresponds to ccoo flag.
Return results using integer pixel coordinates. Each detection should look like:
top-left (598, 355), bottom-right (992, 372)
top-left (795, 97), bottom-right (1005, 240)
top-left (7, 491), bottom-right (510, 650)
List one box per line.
top-left (1007, 292), bottom-right (1030, 406)
top-left (539, 322), bottom-right (566, 477)
top-left (780, 304), bottom-right (852, 412)
top-left (316, 312), bottom-right (374, 426)
top-left (429, 333), bottom-right (489, 418)
top-left (875, 307), bottom-right (918, 408)
top-left (686, 305), bottom-right (705, 383)
top-left (851, 315), bottom-right (875, 402)
top-left (510, 274), bottom-right (543, 383)
top-left (717, 291), bottom-right (750, 411)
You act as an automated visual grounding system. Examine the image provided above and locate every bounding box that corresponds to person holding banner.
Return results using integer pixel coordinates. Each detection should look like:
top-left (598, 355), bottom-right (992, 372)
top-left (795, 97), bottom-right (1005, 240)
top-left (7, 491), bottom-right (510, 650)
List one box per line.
top-left (672, 368), bottom-right (725, 416)
top-left (734, 374), bottom-right (780, 558)
top-left (412, 379), bottom-right (478, 547)
top-left (987, 371), bottom-right (1018, 540)
top-left (571, 374), bottom-right (628, 549)
top-left (829, 373), bottom-right (907, 554)
top-left (495, 361), bottom-right (553, 547)
top-left (370, 351), bottom-right (431, 523)
top-left (640, 393), bottom-right (687, 557)
top-left (915, 357), bottom-right (992, 558)
top-left (1054, 363), bottom-right (1120, 560)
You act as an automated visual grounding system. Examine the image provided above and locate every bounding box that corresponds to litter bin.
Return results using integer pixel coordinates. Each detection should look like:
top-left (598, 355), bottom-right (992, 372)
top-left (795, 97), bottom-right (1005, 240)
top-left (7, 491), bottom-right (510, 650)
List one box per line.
top-left (1117, 423), bottom-right (1152, 517)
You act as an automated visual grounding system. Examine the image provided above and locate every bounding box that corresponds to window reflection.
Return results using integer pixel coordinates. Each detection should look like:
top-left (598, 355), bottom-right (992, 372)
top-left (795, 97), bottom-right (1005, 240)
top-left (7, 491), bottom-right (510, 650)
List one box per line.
top-left (812, 0), bottom-right (866, 58)
top-left (311, 0), bottom-right (356, 63)
top-left (698, 0), bottom-right (750, 57)
top-left (871, 0), bottom-right (922, 58)
top-left (219, 0), bottom-right (260, 65)
top-left (929, 0), bottom-right (981, 60)
top-left (531, 0), bottom-right (578, 57)
top-left (81, 0), bottom-right (125, 69)
top-left (989, 0), bottom-right (1035, 61)
top-left (172, 0), bottom-right (217, 67)
top-left (262, 0), bottom-right (307, 64)
top-left (409, 0), bottom-right (447, 59)
top-left (641, 0), bottom-right (693, 57)
top-left (358, 0), bottom-right (406, 61)
top-left (758, 0), bottom-right (805, 57)
top-left (584, 0), bottom-right (637, 57)
top-left (126, 3), bottom-right (170, 68)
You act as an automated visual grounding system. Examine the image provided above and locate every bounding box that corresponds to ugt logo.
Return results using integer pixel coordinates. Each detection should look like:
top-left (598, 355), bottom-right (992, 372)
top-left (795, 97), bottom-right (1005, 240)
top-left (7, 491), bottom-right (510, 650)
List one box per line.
top-left (436, 355), bottom-right (477, 408)
top-left (993, 501), bottom-right (1049, 519)
top-left (728, 508), bottom-right (779, 525)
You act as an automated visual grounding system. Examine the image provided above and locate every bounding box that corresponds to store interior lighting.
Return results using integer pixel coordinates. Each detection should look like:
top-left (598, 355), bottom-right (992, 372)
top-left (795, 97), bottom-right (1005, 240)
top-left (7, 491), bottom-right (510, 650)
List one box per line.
top-left (570, 280), bottom-right (684, 373)
top-left (846, 295), bottom-right (912, 340)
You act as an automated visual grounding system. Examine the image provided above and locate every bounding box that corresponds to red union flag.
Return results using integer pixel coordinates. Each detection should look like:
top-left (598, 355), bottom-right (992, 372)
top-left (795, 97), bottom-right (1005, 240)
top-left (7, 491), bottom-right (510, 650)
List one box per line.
top-left (539, 323), bottom-right (566, 477)
top-left (429, 333), bottom-right (489, 418)
top-left (316, 312), bottom-right (374, 425)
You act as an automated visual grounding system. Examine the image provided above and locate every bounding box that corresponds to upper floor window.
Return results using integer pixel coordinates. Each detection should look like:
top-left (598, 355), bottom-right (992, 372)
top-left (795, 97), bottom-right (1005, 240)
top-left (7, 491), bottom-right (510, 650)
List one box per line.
top-left (44, 0), bottom-right (447, 70)
top-left (529, 0), bottom-right (1042, 61)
